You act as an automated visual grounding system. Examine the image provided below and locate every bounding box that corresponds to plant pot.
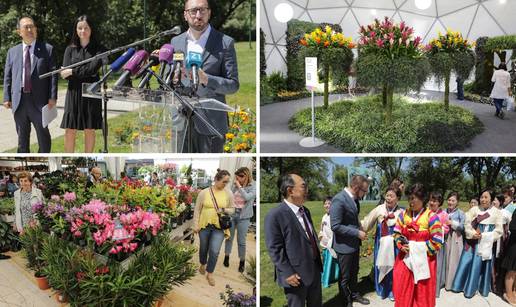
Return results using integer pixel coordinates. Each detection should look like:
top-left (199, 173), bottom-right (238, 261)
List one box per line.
top-left (55, 292), bottom-right (68, 303)
top-left (177, 214), bottom-right (183, 226)
top-left (0, 214), bottom-right (14, 223)
top-left (34, 274), bottom-right (50, 290)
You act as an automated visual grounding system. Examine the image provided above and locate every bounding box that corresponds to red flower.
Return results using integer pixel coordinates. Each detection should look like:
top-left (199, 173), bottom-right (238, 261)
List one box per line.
top-left (95, 266), bottom-right (110, 275)
top-left (76, 272), bottom-right (86, 281)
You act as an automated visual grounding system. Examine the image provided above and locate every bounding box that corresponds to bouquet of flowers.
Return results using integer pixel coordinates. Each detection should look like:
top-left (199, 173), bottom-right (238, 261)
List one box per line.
top-left (300, 25), bottom-right (355, 49)
top-left (425, 29), bottom-right (473, 54)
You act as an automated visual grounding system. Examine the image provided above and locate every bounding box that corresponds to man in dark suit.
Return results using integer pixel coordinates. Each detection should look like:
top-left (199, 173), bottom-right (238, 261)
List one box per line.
top-left (171, 0), bottom-right (239, 153)
top-left (330, 175), bottom-right (370, 307)
top-left (3, 16), bottom-right (58, 153)
top-left (265, 174), bottom-right (323, 307)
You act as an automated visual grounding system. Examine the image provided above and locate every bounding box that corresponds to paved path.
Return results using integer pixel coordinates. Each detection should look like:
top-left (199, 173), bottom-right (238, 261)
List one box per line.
top-left (260, 92), bottom-right (516, 153)
top-left (0, 91), bottom-right (138, 153)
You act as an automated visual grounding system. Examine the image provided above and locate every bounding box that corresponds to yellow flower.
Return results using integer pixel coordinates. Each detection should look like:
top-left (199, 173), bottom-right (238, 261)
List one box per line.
top-left (224, 146), bottom-right (230, 152)
top-left (226, 133), bottom-right (235, 139)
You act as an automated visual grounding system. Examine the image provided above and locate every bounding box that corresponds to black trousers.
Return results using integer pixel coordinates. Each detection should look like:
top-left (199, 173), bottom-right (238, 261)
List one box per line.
top-left (337, 250), bottom-right (360, 304)
top-left (284, 259), bottom-right (322, 307)
top-left (14, 93), bottom-right (51, 153)
top-left (181, 125), bottom-right (225, 153)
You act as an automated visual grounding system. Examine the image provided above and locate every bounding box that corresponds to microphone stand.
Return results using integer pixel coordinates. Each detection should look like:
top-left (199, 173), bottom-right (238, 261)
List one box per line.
top-left (142, 68), bottom-right (223, 153)
top-left (101, 64), bottom-right (109, 153)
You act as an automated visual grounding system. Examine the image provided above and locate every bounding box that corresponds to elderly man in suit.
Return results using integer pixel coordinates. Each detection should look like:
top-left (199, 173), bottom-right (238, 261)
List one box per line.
top-left (171, 0), bottom-right (239, 153)
top-left (265, 174), bottom-right (323, 307)
top-left (3, 16), bottom-right (58, 153)
top-left (331, 175), bottom-right (371, 307)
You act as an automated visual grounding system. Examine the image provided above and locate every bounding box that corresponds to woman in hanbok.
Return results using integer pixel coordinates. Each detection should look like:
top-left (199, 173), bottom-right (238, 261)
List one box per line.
top-left (361, 187), bottom-right (404, 300)
top-left (502, 209), bottom-right (516, 305)
top-left (319, 197), bottom-right (340, 288)
top-left (444, 192), bottom-right (465, 290)
top-left (492, 193), bottom-right (512, 294)
top-left (427, 192), bottom-right (449, 297)
top-left (393, 184), bottom-right (443, 307)
top-left (451, 189), bottom-right (503, 298)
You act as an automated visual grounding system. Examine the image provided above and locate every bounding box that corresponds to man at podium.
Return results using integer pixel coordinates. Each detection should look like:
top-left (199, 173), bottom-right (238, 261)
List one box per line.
top-left (172, 0), bottom-right (239, 153)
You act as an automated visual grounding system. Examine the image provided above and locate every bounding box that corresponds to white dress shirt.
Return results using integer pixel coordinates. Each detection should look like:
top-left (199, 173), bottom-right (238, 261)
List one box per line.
top-left (285, 199), bottom-right (314, 239)
top-left (187, 24), bottom-right (211, 55)
top-left (22, 41), bottom-right (35, 87)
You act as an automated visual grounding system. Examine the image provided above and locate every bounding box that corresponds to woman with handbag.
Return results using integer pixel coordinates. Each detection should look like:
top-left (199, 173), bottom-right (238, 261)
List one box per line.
top-left (193, 169), bottom-right (235, 286)
top-left (224, 167), bottom-right (256, 273)
top-left (490, 63), bottom-right (512, 119)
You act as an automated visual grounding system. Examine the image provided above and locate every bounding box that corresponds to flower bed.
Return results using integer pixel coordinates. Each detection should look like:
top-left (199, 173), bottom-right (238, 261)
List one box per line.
top-left (225, 109), bottom-right (256, 153)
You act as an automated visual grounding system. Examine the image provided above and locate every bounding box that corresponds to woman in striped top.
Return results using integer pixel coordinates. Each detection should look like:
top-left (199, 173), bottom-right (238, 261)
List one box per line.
top-left (392, 183), bottom-right (443, 307)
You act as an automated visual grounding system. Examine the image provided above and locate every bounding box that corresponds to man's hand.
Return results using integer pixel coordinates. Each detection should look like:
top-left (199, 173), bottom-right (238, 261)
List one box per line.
top-left (198, 69), bottom-right (208, 86)
top-left (358, 230), bottom-right (367, 241)
top-left (3, 101), bottom-right (12, 109)
top-left (47, 99), bottom-right (56, 109)
top-left (285, 273), bottom-right (301, 287)
top-left (472, 232), bottom-right (482, 240)
top-left (60, 68), bottom-right (73, 79)
top-left (400, 244), bottom-right (410, 253)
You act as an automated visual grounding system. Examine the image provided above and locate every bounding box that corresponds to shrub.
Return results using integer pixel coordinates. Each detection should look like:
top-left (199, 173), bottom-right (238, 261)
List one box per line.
top-left (289, 95), bottom-right (483, 153)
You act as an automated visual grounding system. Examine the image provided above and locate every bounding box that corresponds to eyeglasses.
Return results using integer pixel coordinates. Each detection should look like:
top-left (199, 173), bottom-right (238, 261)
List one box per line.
top-left (20, 25), bottom-right (35, 30)
top-left (185, 7), bottom-right (210, 16)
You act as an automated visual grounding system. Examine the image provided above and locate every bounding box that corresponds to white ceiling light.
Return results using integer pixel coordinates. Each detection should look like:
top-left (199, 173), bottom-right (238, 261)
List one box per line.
top-left (415, 0), bottom-right (432, 10)
top-left (274, 3), bottom-right (294, 23)
top-left (499, 0), bottom-right (507, 4)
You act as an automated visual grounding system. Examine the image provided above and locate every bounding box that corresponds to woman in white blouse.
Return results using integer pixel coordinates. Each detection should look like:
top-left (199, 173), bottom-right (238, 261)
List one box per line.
top-left (490, 63), bottom-right (512, 119)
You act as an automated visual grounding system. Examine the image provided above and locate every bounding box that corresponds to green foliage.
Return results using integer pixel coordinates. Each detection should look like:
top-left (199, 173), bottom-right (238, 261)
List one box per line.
top-left (0, 198), bottom-right (15, 215)
top-left (289, 95), bottom-right (483, 153)
top-left (260, 29), bottom-right (266, 78)
top-left (259, 172), bottom-right (278, 203)
top-left (357, 53), bottom-right (430, 93)
top-left (221, 0), bottom-right (256, 41)
top-left (260, 71), bottom-right (288, 102)
top-left (472, 37), bottom-right (495, 95)
top-left (19, 223), bottom-right (48, 273)
top-left (0, 219), bottom-right (18, 252)
top-left (41, 235), bottom-right (79, 299)
top-left (483, 35), bottom-right (516, 52)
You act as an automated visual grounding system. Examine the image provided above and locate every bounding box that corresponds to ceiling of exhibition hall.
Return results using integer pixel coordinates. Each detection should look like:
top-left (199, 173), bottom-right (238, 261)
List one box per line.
top-left (262, 0), bottom-right (516, 74)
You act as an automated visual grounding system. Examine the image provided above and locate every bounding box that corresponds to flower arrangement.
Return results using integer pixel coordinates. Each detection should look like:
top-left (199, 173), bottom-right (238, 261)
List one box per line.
top-left (358, 17), bottom-right (422, 58)
top-left (224, 109), bottom-right (256, 153)
top-left (220, 284), bottom-right (256, 307)
top-left (425, 29), bottom-right (473, 54)
top-left (300, 26), bottom-right (355, 49)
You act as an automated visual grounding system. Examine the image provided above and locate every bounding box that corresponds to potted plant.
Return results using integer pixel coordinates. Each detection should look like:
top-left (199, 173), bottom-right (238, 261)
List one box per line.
top-left (19, 223), bottom-right (50, 290)
top-left (0, 198), bottom-right (15, 222)
top-left (0, 219), bottom-right (18, 253)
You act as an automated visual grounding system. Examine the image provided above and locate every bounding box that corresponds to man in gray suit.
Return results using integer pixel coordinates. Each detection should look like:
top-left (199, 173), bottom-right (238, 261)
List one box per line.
top-left (171, 0), bottom-right (239, 153)
top-left (330, 175), bottom-right (370, 307)
top-left (3, 16), bottom-right (57, 153)
top-left (265, 174), bottom-right (323, 307)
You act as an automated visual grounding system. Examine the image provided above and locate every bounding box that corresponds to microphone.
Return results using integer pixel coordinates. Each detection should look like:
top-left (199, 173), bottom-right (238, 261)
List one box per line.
top-left (137, 54), bottom-right (160, 89)
top-left (185, 51), bottom-right (202, 92)
top-left (113, 50), bottom-right (149, 88)
top-left (160, 26), bottom-right (181, 36)
top-left (158, 44), bottom-right (174, 78)
top-left (87, 48), bottom-right (135, 93)
top-left (167, 52), bottom-right (184, 86)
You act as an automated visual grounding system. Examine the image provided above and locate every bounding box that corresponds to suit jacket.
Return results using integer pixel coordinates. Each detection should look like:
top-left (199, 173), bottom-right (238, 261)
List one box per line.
top-left (265, 201), bottom-right (322, 288)
top-left (171, 26), bottom-right (239, 135)
top-left (330, 189), bottom-right (361, 254)
top-left (3, 40), bottom-right (58, 113)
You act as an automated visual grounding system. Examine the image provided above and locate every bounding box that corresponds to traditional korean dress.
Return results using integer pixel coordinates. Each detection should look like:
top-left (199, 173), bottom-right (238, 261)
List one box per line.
top-left (319, 213), bottom-right (340, 288)
top-left (445, 207), bottom-right (465, 290)
top-left (451, 206), bottom-right (503, 298)
top-left (433, 208), bottom-right (449, 297)
top-left (392, 207), bottom-right (443, 307)
top-left (361, 203), bottom-right (404, 299)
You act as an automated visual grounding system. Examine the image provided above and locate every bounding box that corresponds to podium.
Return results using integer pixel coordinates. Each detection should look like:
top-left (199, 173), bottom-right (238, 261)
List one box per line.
top-left (83, 84), bottom-right (234, 153)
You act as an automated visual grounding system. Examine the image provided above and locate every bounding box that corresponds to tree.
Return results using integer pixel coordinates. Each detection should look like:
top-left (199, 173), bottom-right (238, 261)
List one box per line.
top-left (460, 157), bottom-right (512, 197)
top-left (360, 157), bottom-right (405, 188)
top-left (406, 158), bottom-right (465, 196)
top-left (356, 17), bottom-right (429, 123)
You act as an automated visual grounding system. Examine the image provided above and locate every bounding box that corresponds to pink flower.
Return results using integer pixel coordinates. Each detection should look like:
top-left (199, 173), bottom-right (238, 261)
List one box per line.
top-left (51, 195), bottom-right (60, 202)
top-left (63, 192), bottom-right (76, 202)
top-left (73, 230), bottom-right (82, 237)
top-left (375, 38), bottom-right (384, 48)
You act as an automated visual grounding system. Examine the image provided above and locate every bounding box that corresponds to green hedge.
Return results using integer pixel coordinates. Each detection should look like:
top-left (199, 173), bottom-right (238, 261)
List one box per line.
top-left (289, 95), bottom-right (483, 153)
top-left (285, 19), bottom-right (342, 91)
top-left (484, 35), bottom-right (516, 52)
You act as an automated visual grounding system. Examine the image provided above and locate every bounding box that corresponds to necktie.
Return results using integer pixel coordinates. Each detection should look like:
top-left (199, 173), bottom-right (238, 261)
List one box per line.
top-left (355, 198), bottom-right (361, 215)
top-left (299, 206), bottom-right (319, 260)
top-left (24, 45), bottom-right (32, 93)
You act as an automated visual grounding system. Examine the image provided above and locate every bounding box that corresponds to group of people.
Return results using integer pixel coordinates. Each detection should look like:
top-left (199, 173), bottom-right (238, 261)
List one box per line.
top-left (3, 0), bottom-right (239, 153)
top-left (192, 167), bottom-right (256, 286)
top-left (265, 173), bottom-right (516, 307)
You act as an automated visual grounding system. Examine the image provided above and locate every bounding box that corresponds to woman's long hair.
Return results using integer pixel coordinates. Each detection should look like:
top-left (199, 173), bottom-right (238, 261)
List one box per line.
top-left (69, 15), bottom-right (97, 47)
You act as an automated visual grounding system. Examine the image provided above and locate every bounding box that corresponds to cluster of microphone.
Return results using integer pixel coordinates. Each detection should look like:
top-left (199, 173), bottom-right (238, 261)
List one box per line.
top-left (88, 43), bottom-right (203, 93)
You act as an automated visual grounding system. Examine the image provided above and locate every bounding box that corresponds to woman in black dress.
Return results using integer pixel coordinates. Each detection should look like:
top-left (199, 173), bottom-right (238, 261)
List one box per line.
top-left (503, 210), bottom-right (516, 305)
top-left (60, 15), bottom-right (103, 152)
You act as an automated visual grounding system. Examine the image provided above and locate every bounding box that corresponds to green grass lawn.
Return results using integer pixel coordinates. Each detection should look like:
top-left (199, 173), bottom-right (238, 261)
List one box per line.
top-left (260, 200), bottom-right (472, 307)
top-left (2, 41), bottom-right (255, 153)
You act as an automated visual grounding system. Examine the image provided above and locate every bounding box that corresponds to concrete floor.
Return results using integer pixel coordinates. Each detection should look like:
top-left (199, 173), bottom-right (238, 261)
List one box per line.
top-left (260, 91), bottom-right (516, 153)
top-left (0, 231), bottom-right (256, 307)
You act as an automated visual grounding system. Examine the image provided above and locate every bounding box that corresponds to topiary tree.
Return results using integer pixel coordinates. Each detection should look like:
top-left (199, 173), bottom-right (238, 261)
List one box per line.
top-left (356, 17), bottom-right (430, 124)
top-left (426, 29), bottom-right (475, 110)
top-left (299, 25), bottom-right (354, 109)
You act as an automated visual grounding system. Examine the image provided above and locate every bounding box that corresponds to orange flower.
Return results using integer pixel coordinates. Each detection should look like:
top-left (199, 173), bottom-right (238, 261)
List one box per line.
top-left (300, 38), bottom-right (307, 46)
top-left (324, 41), bottom-right (330, 47)
top-left (315, 37), bottom-right (321, 44)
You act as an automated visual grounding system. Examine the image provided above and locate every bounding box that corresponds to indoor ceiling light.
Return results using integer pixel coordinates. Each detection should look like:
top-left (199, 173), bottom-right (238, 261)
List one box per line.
top-left (274, 3), bottom-right (294, 23)
top-left (499, 0), bottom-right (507, 4)
top-left (415, 0), bottom-right (432, 10)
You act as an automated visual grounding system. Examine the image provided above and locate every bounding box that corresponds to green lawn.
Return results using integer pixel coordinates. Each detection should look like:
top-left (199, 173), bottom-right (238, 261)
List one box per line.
top-left (260, 200), bottom-right (472, 307)
top-left (2, 41), bottom-right (255, 153)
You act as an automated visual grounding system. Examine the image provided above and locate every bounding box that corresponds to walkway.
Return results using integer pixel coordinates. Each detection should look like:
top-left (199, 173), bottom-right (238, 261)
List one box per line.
top-left (260, 91), bottom-right (516, 153)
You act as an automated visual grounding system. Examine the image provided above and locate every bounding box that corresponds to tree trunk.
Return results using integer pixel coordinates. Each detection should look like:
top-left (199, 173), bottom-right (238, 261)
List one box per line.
top-left (384, 86), bottom-right (394, 124)
top-left (323, 64), bottom-right (330, 109)
top-left (382, 86), bottom-right (387, 107)
top-left (444, 73), bottom-right (450, 111)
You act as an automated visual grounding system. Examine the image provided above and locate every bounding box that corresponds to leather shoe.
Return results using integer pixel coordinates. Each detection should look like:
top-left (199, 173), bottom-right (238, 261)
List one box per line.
top-left (352, 294), bottom-right (370, 305)
top-left (0, 254), bottom-right (10, 260)
top-left (223, 255), bottom-right (229, 267)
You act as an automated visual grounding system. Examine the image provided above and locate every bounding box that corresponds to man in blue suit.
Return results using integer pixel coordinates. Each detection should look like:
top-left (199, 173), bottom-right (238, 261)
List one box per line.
top-left (265, 173), bottom-right (323, 307)
top-left (3, 16), bottom-right (57, 153)
top-left (171, 0), bottom-right (239, 153)
top-left (331, 175), bottom-right (370, 307)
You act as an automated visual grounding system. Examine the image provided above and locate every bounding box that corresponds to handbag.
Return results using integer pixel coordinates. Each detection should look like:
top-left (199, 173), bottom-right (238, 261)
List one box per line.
top-left (209, 187), bottom-right (232, 230)
top-left (506, 96), bottom-right (514, 111)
